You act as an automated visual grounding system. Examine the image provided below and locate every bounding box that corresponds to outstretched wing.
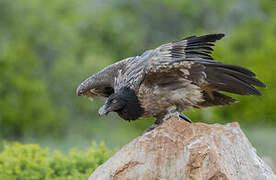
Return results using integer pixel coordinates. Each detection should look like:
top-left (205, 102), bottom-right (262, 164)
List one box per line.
top-left (95, 33), bottom-right (265, 106)
top-left (115, 34), bottom-right (226, 91)
top-left (114, 34), bottom-right (224, 92)
top-left (114, 34), bottom-right (225, 91)
top-left (139, 34), bottom-right (265, 107)
top-left (144, 33), bottom-right (224, 75)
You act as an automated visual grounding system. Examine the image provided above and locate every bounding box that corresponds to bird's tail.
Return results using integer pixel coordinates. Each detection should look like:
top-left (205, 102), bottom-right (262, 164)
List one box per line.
top-left (194, 62), bottom-right (266, 108)
top-left (201, 62), bottom-right (266, 96)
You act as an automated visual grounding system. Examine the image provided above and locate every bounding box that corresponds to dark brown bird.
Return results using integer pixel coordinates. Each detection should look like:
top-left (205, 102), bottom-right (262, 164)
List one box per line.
top-left (77, 34), bottom-right (266, 131)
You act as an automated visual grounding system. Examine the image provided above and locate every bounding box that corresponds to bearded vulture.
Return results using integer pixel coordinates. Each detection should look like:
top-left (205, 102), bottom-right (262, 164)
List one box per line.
top-left (77, 34), bottom-right (265, 130)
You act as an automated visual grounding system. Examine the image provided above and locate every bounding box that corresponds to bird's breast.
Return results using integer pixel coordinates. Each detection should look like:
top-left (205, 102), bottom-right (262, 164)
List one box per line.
top-left (137, 79), bottom-right (203, 118)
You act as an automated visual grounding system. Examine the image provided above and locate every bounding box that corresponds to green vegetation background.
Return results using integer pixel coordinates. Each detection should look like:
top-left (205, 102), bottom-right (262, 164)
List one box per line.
top-left (0, 0), bottom-right (275, 178)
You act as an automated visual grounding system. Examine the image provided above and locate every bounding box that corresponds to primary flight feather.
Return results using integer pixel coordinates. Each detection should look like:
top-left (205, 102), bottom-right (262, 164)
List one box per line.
top-left (77, 34), bottom-right (266, 130)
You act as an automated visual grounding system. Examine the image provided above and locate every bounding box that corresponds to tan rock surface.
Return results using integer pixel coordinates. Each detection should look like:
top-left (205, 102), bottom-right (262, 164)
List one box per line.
top-left (89, 117), bottom-right (276, 180)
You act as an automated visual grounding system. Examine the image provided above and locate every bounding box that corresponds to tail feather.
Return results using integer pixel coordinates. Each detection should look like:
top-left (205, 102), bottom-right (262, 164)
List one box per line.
top-left (210, 73), bottom-right (261, 96)
top-left (207, 63), bottom-right (256, 77)
top-left (205, 63), bottom-right (265, 96)
top-left (203, 63), bottom-right (265, 96)
top-left (216, 67), bottom-right (266, 87)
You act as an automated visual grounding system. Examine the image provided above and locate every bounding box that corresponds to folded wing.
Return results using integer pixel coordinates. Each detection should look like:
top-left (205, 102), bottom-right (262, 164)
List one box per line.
top-left (76, 57), bottom-right (136, 99)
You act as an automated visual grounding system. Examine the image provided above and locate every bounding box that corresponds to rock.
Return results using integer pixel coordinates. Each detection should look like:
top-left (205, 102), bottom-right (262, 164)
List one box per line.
top-left (262, 156), bottom-right (276, 173)
top-left (89, 117), bottom-right (276, 180)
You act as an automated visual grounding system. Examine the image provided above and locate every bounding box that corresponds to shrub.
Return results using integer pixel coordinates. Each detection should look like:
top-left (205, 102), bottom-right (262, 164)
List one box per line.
top-left (0, 142), bottom-right (112, 180)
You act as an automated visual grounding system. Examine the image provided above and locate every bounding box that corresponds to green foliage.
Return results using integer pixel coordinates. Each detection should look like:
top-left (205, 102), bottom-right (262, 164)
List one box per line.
top-left (0, 0), bottom-right (69, 138)
top-left (0, 41), bottom-right (65, 138)
top-left (0, 0), bottom-right (275, 156)
top-left (0, 142), bottom-right (112, 180)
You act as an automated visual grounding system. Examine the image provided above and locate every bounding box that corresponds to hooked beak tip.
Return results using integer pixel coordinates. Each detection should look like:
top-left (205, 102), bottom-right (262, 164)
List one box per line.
top-left (98, 111), bottom-right (108, 116)
top-left (98, 106), bottom-right (109, 116)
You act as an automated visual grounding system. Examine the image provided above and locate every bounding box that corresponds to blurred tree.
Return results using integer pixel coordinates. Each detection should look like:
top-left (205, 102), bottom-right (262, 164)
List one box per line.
top-left (0, 35), bottom-right (65, 138)
top-left (0, 0), bottom-right (71, 138)
top-left (0, 0), bottom-right (275, 147)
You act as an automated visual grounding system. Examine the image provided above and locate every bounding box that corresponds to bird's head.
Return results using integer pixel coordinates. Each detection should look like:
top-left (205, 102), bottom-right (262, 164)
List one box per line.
top-left (98, 87), bottom-right (144, 121)
top-left (98, 93), bottom-right (126, 116)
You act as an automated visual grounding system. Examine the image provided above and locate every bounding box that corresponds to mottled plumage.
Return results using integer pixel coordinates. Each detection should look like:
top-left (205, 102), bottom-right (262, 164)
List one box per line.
top-left (77, 34), bottom-right (266, 128)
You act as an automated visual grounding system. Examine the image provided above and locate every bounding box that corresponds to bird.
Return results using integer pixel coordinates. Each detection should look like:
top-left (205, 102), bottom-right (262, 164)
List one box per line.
top-left (76, 33), bottom-right (266, 131)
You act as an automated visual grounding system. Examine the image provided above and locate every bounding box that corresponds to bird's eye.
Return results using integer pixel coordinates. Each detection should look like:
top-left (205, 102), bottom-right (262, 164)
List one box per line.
top-left (111, 99), bottom-right (118, 103)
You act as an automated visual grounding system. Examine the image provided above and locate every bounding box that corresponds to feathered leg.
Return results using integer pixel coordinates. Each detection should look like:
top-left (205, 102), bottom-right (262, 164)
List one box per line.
top-left (170, 107), bottom-right (192, 123)
top-left (144, 107), bottom-right (192, 133)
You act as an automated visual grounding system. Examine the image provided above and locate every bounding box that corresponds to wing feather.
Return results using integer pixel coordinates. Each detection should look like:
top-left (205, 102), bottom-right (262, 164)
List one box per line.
top-left (145, 33), bottom-right (225, 74)
top-left (113, 34), bottom-right (225, 92)
top-left (138, 33), bottom-right (265, 108)
top-left (106, 34), bottom-right (265, 102)
top-left (77, 56), bottom-right (136, 98)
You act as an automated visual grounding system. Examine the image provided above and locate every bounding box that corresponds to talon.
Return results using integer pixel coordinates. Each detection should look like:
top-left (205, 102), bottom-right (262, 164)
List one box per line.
top-left (179, 113), bottom-right (192, 123)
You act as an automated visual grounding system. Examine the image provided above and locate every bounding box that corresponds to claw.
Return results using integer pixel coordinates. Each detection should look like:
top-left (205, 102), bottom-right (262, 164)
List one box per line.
top-left (179, 113), bottom-right (192, 123)
top-left (144, 108), bottom-right (192, 134)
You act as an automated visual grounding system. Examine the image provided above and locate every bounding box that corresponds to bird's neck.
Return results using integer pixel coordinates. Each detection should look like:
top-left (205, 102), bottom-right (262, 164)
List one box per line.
top-left (116, 87), bottom-right (144, 121)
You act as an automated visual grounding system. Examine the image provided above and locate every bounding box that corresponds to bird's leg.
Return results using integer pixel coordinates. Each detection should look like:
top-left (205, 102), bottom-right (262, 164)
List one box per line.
top-left (178, 113), bottom-right (192, 123)
top-left (168, 107), bottom-right (192, 123)
top-left (144, 107), bottom-right (192, 133)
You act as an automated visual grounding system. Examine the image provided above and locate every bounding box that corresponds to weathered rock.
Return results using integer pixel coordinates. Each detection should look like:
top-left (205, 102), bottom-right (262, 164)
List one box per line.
top-left (89, 117), bottom-right (276, 180)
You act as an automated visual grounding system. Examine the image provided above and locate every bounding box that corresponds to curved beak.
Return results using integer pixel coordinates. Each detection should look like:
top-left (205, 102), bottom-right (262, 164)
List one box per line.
top-left (98, 105), bottom-right (109, 116)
